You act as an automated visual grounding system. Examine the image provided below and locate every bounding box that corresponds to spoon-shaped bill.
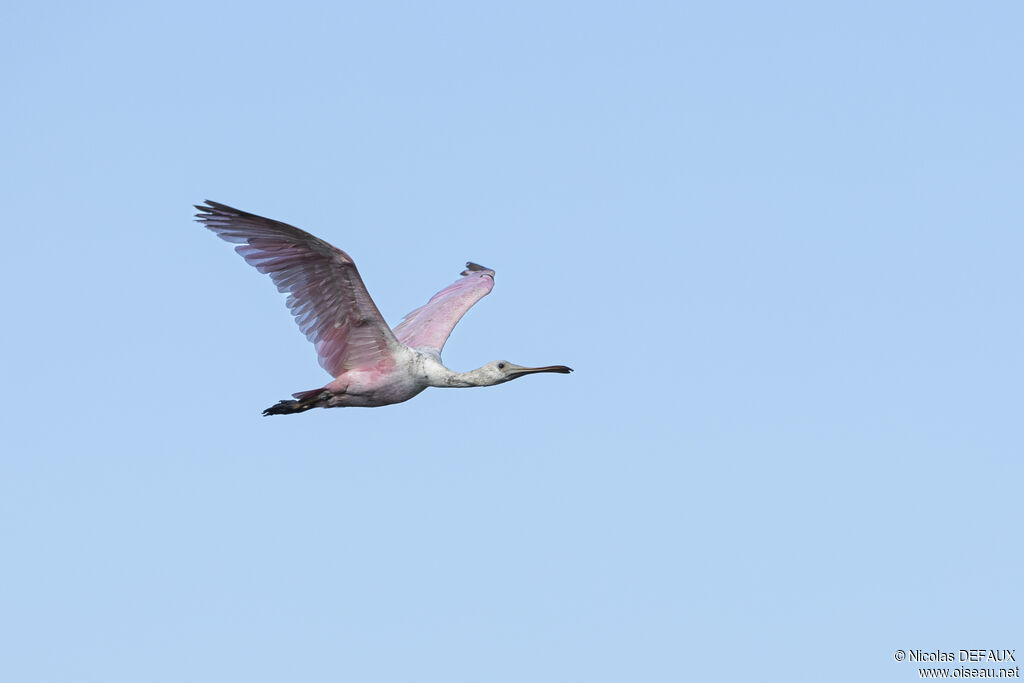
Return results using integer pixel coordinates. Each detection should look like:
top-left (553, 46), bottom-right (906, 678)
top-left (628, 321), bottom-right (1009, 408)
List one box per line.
top-left (506, 364), bottom-right (573, 378)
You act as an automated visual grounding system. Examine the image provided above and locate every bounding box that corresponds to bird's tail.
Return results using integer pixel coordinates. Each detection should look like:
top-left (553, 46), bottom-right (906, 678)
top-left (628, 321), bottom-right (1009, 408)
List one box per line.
top-left (262, 388), bottom-right (331, 416)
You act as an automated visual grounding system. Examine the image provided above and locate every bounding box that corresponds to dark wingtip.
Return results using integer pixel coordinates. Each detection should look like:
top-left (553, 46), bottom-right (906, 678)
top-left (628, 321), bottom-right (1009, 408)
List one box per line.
top-left (462, 262), bottom-right (495, 277)
top-left (195, 199), bottom-right (233, 213)
top-left (194, 199), bottom-right (221, 221)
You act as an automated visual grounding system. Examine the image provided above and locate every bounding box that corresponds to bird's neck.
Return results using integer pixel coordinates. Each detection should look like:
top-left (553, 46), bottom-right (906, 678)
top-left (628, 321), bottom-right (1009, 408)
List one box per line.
top-left (429, 367), bottom-right (490, 388)
top-left (419, 355), bottom-right (489, 388)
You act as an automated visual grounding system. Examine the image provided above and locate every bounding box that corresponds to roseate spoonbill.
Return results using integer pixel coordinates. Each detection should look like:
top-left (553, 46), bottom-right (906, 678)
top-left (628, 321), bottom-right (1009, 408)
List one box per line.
top-left (196, 200), bottom-right (572, 415)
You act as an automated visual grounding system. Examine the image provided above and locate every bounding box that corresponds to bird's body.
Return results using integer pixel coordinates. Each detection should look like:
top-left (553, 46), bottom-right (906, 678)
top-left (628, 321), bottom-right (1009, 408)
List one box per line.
top-left (196, 201), bottom-right (571, 415)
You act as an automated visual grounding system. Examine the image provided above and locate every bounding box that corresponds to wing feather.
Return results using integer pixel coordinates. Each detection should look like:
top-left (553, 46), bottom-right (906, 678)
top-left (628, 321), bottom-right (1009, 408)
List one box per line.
top-left (196, 200), bottom-right (400, 377)
top-left (393, 263), bottom-right (495, 355)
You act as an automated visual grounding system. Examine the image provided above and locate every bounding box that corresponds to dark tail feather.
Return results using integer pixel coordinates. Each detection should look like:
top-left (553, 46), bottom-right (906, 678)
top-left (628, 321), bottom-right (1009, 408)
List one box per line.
top-left (263, 388), bottom-right (331, 416)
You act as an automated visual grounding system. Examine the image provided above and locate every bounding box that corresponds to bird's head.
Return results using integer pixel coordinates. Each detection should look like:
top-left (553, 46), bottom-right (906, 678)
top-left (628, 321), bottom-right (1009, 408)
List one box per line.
top-left (476, 360), bottom-right (574, 386)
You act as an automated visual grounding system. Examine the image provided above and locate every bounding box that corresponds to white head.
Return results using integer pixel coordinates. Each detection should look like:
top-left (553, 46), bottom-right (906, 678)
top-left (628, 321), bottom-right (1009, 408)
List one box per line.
top-left (470, 360), bottom-right (574, 386)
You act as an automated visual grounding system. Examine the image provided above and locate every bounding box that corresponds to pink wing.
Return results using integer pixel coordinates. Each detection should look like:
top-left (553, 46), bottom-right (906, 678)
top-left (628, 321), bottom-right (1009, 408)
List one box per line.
top-left (196, 200), bottom-right (401, 377)
top-left (392, 263), bottom-right (496, 354)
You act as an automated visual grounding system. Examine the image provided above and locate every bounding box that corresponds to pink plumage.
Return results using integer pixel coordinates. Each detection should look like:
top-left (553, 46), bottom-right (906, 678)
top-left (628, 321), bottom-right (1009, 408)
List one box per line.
top-left (393, 263), bottom-right (495, 353)
top-left (196, 201), bottom-right (571, 415)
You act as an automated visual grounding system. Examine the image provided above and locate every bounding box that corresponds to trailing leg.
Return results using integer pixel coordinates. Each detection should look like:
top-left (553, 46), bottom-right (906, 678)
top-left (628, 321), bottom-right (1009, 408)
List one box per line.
top-left (262, 389), bottom-right (332, 416)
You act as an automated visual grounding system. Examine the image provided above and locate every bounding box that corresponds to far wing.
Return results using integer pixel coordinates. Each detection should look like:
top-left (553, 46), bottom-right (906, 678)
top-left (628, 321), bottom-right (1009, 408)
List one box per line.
top-left (392, 263), bottom-right (496, 355)
top-left (196, 200), bottom-right (401, 377)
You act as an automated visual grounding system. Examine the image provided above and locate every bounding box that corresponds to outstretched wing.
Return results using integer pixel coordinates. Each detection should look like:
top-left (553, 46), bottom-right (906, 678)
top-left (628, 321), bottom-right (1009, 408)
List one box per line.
top-left (392, 262), bottom-right (495, 355)
top-left (196, 200), bottom-right (401, 377)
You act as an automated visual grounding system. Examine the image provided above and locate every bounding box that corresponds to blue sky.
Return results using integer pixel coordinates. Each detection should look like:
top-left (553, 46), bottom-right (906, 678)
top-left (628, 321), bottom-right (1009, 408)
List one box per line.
top-left (2, 1), bottom-right (1022, 681)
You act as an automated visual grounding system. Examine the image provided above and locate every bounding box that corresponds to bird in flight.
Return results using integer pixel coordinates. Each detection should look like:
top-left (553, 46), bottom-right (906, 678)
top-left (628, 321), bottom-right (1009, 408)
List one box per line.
top-left (196, 201), bottom-right (572, 415)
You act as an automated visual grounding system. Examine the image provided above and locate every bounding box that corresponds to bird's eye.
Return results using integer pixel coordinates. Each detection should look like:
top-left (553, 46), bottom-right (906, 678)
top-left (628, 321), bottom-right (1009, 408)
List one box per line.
top-left (497, 363), bottom-right (506, 369)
